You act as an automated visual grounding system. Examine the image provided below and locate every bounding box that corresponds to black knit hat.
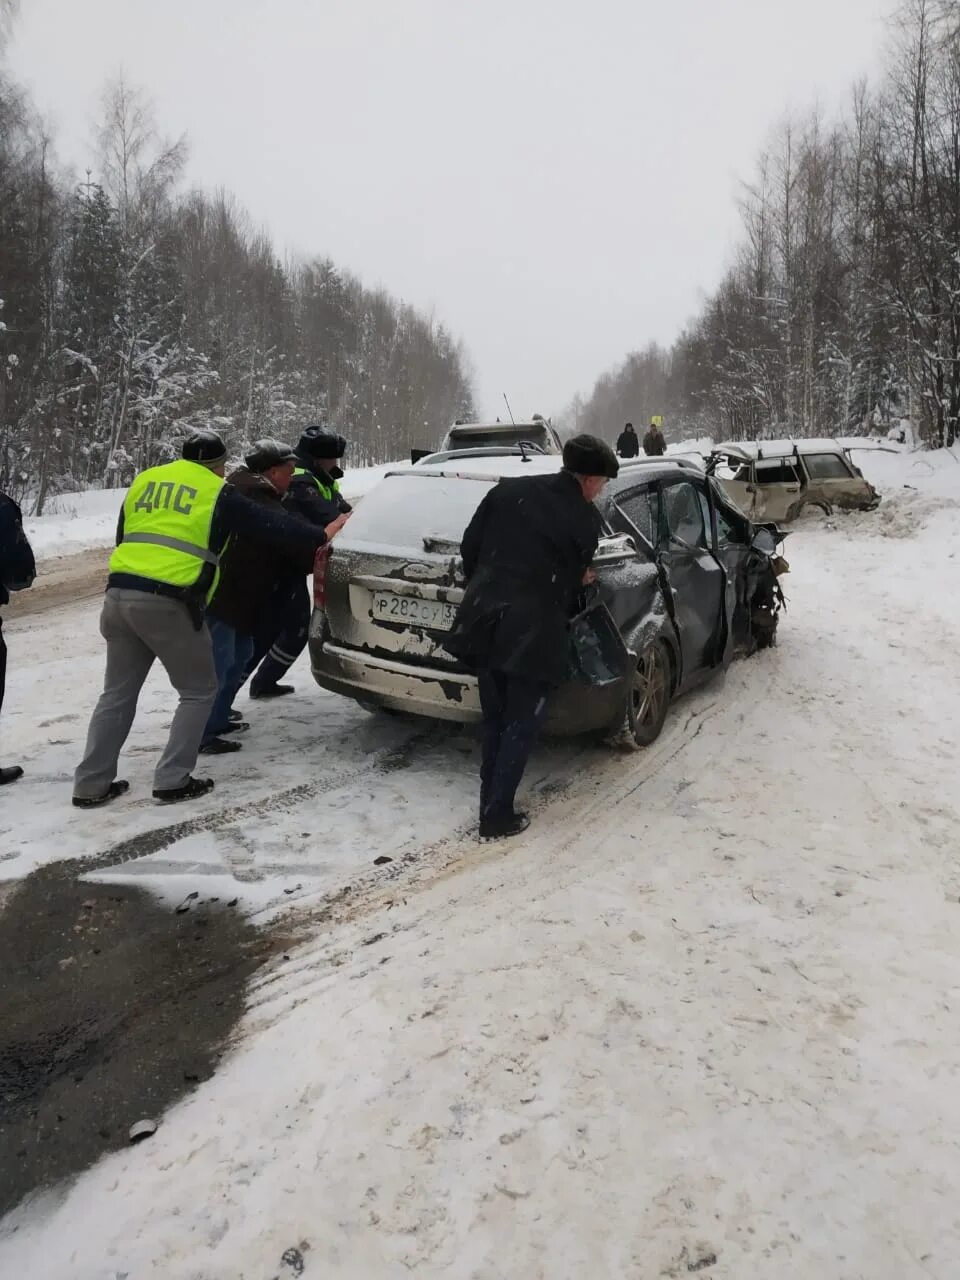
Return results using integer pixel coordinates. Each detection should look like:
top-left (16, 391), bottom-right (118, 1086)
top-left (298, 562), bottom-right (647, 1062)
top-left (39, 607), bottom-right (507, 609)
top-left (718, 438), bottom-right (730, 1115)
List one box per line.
top-left (297, 425), bottom-right (347, 459)
top-left (245, 439), bottom-right (297, 473)
top-left (182, 429), bottom-right (227, 465)
top-left (562, 433), bottom-right (619, 479)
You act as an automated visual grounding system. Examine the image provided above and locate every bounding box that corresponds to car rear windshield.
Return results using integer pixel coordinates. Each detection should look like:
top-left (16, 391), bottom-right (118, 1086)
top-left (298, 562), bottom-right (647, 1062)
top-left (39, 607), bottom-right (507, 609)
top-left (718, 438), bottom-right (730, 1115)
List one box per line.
top-left (341, 473), bottom-right (492, 556)
top-left (449, 428), bottom-right (548, 449)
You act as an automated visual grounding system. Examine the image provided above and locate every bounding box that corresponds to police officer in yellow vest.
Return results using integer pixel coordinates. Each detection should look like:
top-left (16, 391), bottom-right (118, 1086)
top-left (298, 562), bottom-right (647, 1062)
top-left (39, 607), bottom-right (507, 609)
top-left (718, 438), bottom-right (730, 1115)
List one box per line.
top-left (248, 425), bottom-right (353, 699)
top-left (73, 430), bottom-right (335, 807)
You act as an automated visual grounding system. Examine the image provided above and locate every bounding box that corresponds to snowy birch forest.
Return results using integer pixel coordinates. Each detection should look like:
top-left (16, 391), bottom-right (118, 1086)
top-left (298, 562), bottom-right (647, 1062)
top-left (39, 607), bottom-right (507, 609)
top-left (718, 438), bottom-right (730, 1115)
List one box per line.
top-left (0, 10), bottom-right (474, 511)
top-left (570, 0), bottom-right (960, 449)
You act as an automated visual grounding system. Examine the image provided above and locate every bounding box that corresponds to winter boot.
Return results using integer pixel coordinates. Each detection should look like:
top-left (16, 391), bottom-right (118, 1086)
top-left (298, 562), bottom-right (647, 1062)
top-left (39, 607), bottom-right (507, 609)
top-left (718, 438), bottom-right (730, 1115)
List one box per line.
top-left (72, 779), bottom-right (130, 809)
top-left (479, 811), bottom-right (530, 842)
top-left (198, 738), bottom-right (243, 755)
top-left (153, 776), bottom-right (215, 804)
top-left (249, 683), bottom-right (295, 700)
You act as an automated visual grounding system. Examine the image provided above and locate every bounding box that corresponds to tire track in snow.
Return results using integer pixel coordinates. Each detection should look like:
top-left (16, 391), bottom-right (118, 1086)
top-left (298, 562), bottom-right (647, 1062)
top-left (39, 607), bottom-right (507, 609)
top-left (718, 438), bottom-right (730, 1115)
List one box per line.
top-left (244, 689), bottom-right (728, 1021)
top-left (75, 723), bottom-right (448, 875)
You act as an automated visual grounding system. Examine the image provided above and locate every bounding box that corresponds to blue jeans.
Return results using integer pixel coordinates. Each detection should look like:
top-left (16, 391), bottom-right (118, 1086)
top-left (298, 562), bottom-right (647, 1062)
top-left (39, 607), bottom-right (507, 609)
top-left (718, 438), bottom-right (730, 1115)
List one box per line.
top-left (203, 618), bottom-right (255, 742)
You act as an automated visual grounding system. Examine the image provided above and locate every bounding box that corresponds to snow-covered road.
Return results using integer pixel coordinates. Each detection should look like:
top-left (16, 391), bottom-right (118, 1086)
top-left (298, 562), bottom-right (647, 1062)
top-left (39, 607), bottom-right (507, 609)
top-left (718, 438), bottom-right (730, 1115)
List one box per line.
top-left (2, 449), bottom-right (960, 1277)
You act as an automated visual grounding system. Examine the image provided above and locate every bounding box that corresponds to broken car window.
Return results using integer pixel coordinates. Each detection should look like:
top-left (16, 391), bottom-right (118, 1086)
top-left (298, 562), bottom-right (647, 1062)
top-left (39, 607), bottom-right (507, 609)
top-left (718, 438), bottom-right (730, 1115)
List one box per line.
top-left (616, 488), bottom-right (661, 549)
top-left (663, 481), bottom-right (709, 549)
top-left (755, 459), bottom-right (802, 485)
top-left (803, 452), bottom-right (853, 480)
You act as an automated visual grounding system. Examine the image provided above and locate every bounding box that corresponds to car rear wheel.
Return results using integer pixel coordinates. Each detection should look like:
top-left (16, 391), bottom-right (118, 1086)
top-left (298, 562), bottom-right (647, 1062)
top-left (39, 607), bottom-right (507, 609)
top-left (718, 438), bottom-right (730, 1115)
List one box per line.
top-left (607, 638), bottom-right (672, 750)
top-left (787, 499), bottom-right (832, 522)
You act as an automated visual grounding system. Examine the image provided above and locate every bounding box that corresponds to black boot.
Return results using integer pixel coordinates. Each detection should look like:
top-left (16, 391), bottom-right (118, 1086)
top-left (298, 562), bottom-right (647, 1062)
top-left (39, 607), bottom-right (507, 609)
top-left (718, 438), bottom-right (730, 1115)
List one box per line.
top-left (72, 779), bottom-right (130, 809)
top-left (249, 683), bottom-right (295, 700)
top-left (153, 776), bottom-right (215, 803)
top-left (479, 811), bottom-right (530, 842)
top-left (1, 765), bottom-right (25, 786)
top-left (198, 738), bottom-right (242, 755)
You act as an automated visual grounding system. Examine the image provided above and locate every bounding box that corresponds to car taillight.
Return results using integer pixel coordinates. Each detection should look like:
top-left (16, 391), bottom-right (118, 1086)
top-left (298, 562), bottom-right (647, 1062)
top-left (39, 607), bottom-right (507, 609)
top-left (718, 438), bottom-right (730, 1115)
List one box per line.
top-left (313, 544), bottom-right (332, 611)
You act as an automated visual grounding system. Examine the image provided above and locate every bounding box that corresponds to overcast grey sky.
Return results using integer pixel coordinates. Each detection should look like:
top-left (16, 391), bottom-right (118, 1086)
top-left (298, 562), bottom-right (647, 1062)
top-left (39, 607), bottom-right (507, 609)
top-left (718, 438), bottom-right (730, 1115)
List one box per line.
top-left (9, 0), bottom-right (892, 419)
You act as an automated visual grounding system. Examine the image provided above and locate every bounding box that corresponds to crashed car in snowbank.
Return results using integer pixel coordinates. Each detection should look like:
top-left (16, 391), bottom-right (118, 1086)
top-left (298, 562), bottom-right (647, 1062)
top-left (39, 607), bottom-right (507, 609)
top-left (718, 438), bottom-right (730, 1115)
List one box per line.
top-left (707, 439), bottom-right (880, 522)
top-left (309, 455), bottom-right (788, 747)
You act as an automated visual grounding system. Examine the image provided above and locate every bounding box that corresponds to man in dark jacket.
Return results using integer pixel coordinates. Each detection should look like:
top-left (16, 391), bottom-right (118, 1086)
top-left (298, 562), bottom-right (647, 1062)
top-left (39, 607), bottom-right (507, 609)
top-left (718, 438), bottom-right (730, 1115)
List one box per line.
top-left (616, 422), bottom-right (640, 458)
top-left (643, 419), bottom-right (667, 456)
top-left (0, 491), bottom-right (37, 785)
top-left (247, 425), bottom-right (353, 699)
top-left (199, 440), bottom-right (348, 754)
top-left (444, 434), bottom-right (619, 840)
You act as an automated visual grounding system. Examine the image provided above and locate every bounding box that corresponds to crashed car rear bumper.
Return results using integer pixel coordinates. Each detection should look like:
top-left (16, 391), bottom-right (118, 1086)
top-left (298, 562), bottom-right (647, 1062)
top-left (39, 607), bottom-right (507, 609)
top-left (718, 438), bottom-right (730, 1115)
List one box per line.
top-left (310, 640), bottom-right (628, 735)
top-left (313, 641), bottom-right (482, 722)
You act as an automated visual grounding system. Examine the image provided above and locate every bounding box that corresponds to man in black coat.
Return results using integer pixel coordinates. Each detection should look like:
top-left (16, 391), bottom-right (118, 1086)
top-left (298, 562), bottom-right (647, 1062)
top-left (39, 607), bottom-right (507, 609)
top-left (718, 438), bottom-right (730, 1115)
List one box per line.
top-left (616, 422), bottom-right (640, 458)
top-left (247, 425), bottom-right (352, 699)
top-left (643, 420), bottom-right (667, 456)
top-left (0, 490), bottom-right (37, 785)
top-left (199, 440), bottom-right (349, 754)
top-left (444, 434), bottom-right (619, 840)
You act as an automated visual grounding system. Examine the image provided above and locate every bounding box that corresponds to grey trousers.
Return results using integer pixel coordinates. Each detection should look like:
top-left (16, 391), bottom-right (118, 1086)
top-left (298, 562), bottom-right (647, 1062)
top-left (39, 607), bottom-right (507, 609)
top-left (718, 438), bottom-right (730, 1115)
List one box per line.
top-left (74, 588), bottom-right (217, 798)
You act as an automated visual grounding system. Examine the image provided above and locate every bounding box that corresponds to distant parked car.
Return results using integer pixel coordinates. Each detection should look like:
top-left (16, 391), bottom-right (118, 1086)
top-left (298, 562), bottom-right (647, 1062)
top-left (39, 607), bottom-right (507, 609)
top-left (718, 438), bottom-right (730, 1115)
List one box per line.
top-left (431, 417), bottom-right (563, 457)
top-left (707, 439), bottom-right (880, 522)
top-left (309, 455), bottom-right (788, 747)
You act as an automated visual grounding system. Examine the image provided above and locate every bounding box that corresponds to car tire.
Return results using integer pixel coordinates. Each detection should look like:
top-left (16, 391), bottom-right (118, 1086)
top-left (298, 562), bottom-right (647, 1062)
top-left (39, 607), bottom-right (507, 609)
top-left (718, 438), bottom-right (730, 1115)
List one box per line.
top-left (606, 638), bottom-right (672, 750)
top-left (788, 499), bottom-right (832, 522)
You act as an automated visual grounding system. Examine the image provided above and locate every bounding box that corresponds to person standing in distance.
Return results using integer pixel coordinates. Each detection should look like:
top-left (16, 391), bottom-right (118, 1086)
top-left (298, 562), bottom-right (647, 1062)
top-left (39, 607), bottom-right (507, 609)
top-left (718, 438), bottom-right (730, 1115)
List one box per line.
top-left (73, 430), bottom-right (337, 808)
top-left (444, 434), bottom-right (619, 840)
top-left (616, 422), bottom-right (640, 458)
top-left (0, 489), bottom-right (37, 785)
top-left (248, 425), bottom-right (352, 699)
top-left (643, 418), bottom-right (667, 456)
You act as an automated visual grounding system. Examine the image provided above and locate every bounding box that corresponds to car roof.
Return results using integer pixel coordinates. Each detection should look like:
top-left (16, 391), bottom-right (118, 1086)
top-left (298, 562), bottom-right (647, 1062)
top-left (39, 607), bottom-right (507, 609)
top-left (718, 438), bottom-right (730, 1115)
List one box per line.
top-left (715, 438), bottom-right (850, 460)
top-left (416, 445), bottom-right (550, 465)
top-left (387, 455), bottom-right (562, 482)
top-left (447, 420), bottom-right (551, 433)
top-left (387, 453), bottom-right (702, 484)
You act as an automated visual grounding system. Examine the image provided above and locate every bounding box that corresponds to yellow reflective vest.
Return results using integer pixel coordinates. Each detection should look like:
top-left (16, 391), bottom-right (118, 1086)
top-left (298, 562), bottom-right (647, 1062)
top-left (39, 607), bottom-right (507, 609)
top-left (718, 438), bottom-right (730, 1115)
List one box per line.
top-left (110, 460), bottom-right (225, 596)
top-left (292, 466), bottom-right (340, 502)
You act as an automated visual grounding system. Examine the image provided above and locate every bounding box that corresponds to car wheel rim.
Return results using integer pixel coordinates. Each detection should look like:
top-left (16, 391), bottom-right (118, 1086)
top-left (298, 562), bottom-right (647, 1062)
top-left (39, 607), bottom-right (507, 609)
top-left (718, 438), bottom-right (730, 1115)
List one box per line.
top-left (632, 646), bottom-right (667, 728)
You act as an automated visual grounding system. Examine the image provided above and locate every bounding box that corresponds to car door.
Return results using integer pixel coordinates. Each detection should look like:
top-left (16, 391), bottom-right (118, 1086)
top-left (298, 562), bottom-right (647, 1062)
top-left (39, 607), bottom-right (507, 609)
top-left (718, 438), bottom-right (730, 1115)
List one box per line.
top-left (658, 478), bottom-right (728, 678)
top-left (799, 450), bottom-right (864, 510)
top-left (601, 484), bottom-right (668, 640)
top-left (709, 483), bottom-right (754, 652)
top-left (751, 457), bottom-right (803, 520)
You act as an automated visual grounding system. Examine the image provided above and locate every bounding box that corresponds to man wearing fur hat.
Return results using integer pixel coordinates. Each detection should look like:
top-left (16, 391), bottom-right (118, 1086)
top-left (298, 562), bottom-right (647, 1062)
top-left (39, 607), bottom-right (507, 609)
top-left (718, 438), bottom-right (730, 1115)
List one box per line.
top-left (247, 424), bottom-right (352, 700)
top-left (444, 434), bottom-right (619, 840)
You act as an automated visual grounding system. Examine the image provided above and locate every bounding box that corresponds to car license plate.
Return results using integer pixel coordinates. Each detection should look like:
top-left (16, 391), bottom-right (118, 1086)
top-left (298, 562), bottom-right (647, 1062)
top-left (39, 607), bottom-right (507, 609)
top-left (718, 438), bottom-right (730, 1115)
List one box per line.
top-left (371, 591), bottom-right (457, 631)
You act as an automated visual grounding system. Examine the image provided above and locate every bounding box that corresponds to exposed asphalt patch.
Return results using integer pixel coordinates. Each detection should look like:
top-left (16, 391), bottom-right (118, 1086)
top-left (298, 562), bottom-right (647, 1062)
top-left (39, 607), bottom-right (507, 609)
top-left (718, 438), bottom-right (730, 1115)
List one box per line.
top-left (0, 861), bottom-right (267, 1220)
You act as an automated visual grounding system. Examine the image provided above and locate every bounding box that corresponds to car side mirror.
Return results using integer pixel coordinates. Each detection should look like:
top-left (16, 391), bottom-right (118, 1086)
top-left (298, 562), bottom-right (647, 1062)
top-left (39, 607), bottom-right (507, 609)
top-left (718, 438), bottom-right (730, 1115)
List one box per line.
top-left (751, 527), bottom-right (777, 554)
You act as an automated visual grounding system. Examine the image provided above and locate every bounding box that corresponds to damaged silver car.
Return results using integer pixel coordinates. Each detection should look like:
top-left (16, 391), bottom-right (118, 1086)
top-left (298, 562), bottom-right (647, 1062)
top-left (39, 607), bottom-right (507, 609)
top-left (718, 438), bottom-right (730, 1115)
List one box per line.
top-left (309, 455), bottom-right (788, 747)
top-left (707, 439), bottom-right (880, 522)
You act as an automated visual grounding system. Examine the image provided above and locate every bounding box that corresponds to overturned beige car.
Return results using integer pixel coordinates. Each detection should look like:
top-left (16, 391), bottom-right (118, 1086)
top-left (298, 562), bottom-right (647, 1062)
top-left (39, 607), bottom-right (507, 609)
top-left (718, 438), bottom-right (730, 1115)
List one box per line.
top-left (707, 439), bottom-right (880, 522)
